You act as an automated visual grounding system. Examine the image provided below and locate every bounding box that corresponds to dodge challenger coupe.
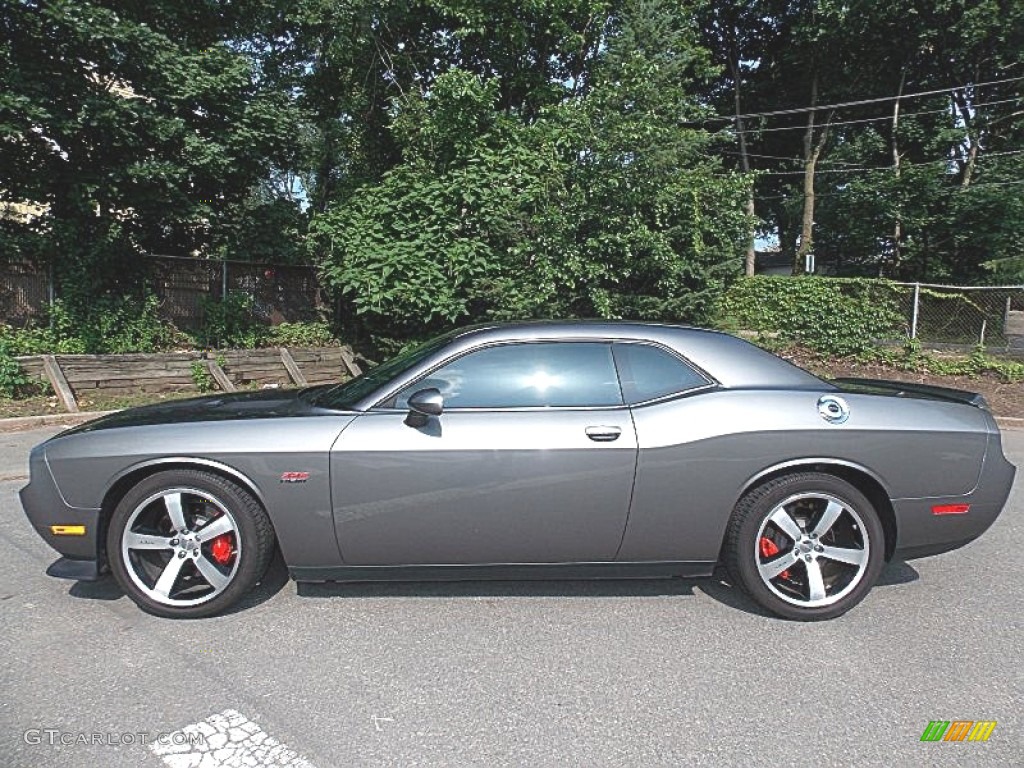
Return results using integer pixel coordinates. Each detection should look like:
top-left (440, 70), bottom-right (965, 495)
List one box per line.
top-left (21, 322), bottom-right (1016, 620)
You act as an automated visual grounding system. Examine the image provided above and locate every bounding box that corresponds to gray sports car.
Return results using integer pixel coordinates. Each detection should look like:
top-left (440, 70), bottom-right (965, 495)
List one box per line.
top-left (21, 322), bottom-right (1015, 620)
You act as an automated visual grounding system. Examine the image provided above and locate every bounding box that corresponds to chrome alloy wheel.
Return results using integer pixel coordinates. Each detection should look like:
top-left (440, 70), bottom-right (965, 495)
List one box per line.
top-left (120, 487), bottom-right (242, 607)
top-left (754, 492), bottom-right (870, 608)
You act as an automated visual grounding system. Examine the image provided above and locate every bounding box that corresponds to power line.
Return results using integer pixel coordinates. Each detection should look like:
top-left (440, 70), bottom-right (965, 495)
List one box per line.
top-left (724, 97), bottom-right (1022, 136)
top-left (751, 148), bottom-right (1024, 176)
top-left (720, 150), bottom-right (875, 167)
top-left (754, 179), bottom-right (1024, 201)
top-left (701, 75), bottom-right (1024, 123)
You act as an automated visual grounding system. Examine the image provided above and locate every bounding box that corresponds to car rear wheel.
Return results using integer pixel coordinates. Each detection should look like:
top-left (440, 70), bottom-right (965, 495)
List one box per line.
top-left (724, 472), bottom-right (886, 620)
top-left (106, 470), bottom-right (275, 618)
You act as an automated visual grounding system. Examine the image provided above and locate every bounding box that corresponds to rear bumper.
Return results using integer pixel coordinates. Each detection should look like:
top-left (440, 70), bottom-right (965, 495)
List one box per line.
top-left (20, 445), bottom-right (102, 565)
top-left (893, 434), bottom-right (1016, 559)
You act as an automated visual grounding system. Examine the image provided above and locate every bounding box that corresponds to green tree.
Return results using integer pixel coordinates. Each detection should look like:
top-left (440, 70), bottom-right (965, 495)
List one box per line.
top-left (0, 0), bottom-right (303, 302)
top-left (705, 0), bottom-right (1024, 282)
top-left (311, 0), bottom-right (750, 345)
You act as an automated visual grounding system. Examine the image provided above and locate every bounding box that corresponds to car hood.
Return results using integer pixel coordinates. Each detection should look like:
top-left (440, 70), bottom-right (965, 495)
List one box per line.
top-left (59, 385), bottom-right (340, 435)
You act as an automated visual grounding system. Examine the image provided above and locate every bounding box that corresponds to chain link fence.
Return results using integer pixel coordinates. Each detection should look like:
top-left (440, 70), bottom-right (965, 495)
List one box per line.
top-left (896, 283), bottom-right (1024, 350)
top-left (0, 255), bottom-right (327, 330)
top-left (0, 261), bottom-right (51, 327)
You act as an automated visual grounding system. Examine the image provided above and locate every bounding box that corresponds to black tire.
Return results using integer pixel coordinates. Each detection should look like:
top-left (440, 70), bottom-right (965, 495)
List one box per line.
top-left (724, 472), bottom-right (886, 621)
top-left (106, 469), bottom-right (275, 618)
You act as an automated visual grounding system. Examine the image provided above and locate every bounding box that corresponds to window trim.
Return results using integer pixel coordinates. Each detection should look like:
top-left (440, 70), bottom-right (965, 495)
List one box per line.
top-left (370, 339), bottom-right (627, 412)
top-left (610, 340), bottom-right (718, 407)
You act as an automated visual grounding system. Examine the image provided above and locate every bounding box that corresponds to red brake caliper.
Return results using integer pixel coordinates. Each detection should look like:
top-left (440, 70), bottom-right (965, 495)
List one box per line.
top-left (210, 534), bottom-right (235, 565)
top-left (759, 536), bottom-right (790, 579)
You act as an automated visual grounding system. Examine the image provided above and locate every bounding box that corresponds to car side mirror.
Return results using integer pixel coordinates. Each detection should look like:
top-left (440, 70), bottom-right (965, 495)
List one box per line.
top-left (405, 387), bottom-right (443, 427)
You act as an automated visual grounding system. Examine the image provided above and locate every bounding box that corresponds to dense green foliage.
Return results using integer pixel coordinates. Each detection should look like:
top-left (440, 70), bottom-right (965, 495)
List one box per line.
top-left (266, 322), bottom-right (338, 348)
top-left (699, 0), bottom-right (1024, 281)
top-left (2, 0), bottom-right (1022, 352)
top-left (193, 292), bottom-right (268, 350)
top-left (721, 277), bottom-right (1024, 380)
top-left (0, 295), bottom-right (337, 356)
top-left (312, 5), bottom-right (750, 339)
top-left (0, 340), bottom-right (29, 398)
top-left (718, 276), bottom-right (906, 355)
top-left (194, 292), bottom-right (340, 349)
top-left (0, 296), bottom-right (184, 354)
top-left (0, 0), bottom-right (304, 297)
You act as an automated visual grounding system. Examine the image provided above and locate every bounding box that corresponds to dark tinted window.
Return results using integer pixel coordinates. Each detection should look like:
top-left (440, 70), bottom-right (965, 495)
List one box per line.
top-left (613, 343), bottom-right (710, 404)
top-left (396, 342), bottom-right (623, 409)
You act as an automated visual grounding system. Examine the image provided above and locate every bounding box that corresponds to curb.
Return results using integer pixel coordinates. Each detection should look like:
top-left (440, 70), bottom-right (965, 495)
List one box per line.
top-left (0, 411), bottom-right (115, 433)
top-left (996, 417), bottom-right (1024, 431)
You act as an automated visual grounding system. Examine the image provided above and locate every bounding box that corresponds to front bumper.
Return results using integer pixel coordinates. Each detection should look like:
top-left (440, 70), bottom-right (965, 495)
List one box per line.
top-left (893, 432), bottom-right (1016, 559)
top-left (20, 445), bottom-right (102, 566)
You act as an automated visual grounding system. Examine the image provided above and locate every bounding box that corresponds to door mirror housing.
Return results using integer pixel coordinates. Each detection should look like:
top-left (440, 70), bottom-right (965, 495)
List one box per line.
top-left (405, 387), bottom-right (443, 426)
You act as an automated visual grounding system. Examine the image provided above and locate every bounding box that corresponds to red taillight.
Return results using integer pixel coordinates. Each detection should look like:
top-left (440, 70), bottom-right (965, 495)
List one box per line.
top-left (932, 504), bottom-right (970, 515)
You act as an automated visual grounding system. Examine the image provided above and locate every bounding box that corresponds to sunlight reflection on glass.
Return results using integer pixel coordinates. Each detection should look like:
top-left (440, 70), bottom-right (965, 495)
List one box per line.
top-left (520, 369), bottom-right (563, 393)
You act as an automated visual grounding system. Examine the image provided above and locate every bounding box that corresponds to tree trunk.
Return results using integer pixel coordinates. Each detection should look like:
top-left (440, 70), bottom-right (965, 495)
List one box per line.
top-left (888, 69), bottom-right (906, 277)
top-left (744, 192), bottom-right (756, 276)
top-left (795, 73), bottom-right (827, 275)
top-left (952, 90), bottom-right (979, 188)
top-left (729, 53), bottom-right (756, 276)
top-left (961, 140), bottom-right (979, 188)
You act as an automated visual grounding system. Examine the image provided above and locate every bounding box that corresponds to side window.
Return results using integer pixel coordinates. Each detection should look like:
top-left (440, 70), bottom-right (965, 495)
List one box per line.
top-left (612, 343), bottom-right (711, 404)
top-left (395, 342), bottom-right (623, 409)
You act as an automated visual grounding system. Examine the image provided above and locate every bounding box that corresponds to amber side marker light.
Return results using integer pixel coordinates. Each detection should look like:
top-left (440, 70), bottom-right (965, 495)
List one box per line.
top-left (931, 504), bottom-right (970, 516)
top-left (50, 525), bottom-right (86, 535)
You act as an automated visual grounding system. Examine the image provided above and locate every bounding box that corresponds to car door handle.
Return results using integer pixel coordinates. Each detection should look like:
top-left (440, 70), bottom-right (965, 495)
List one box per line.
top-left (586, 426), bottom-right (622, 442)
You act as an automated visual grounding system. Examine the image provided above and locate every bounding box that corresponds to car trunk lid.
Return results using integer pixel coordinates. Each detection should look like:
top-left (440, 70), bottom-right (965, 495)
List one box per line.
top-left (832, 377), bottom-right (989, 410)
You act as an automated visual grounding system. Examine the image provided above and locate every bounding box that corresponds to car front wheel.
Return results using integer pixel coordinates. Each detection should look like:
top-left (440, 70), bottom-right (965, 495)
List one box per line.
top-left (106, 469), bottom-right (275, 618)
top-left (724, 472), bottom-right (886, 620)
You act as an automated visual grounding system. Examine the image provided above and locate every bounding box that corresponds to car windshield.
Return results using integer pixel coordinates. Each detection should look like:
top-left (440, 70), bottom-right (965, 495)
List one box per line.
top-left (313, 332), bottom-right (456, 410)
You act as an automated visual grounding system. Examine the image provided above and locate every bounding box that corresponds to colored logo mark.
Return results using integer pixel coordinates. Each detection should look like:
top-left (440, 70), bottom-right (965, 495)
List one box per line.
top-left (920, 720), bottom-right (996, 742)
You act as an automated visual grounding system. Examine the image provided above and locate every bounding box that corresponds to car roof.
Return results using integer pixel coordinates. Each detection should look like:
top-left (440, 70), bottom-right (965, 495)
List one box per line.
top-left (440, 321), bottom-right (828, 391)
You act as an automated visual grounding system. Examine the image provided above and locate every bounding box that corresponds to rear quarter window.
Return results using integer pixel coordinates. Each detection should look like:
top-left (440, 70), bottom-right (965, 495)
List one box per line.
top-left (613, 343), bottom-right (711, 404)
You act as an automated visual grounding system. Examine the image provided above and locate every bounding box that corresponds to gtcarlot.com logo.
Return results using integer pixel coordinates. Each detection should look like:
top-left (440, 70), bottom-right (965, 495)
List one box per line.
top-left (24, 729), bottom-right (205, 748)
top-left (920, 720), bottom-right (997, 742)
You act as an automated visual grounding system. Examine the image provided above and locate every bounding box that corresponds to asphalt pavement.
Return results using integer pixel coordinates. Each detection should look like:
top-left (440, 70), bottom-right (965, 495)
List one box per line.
top-left (1, 425), bottom-right (1021, 767)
